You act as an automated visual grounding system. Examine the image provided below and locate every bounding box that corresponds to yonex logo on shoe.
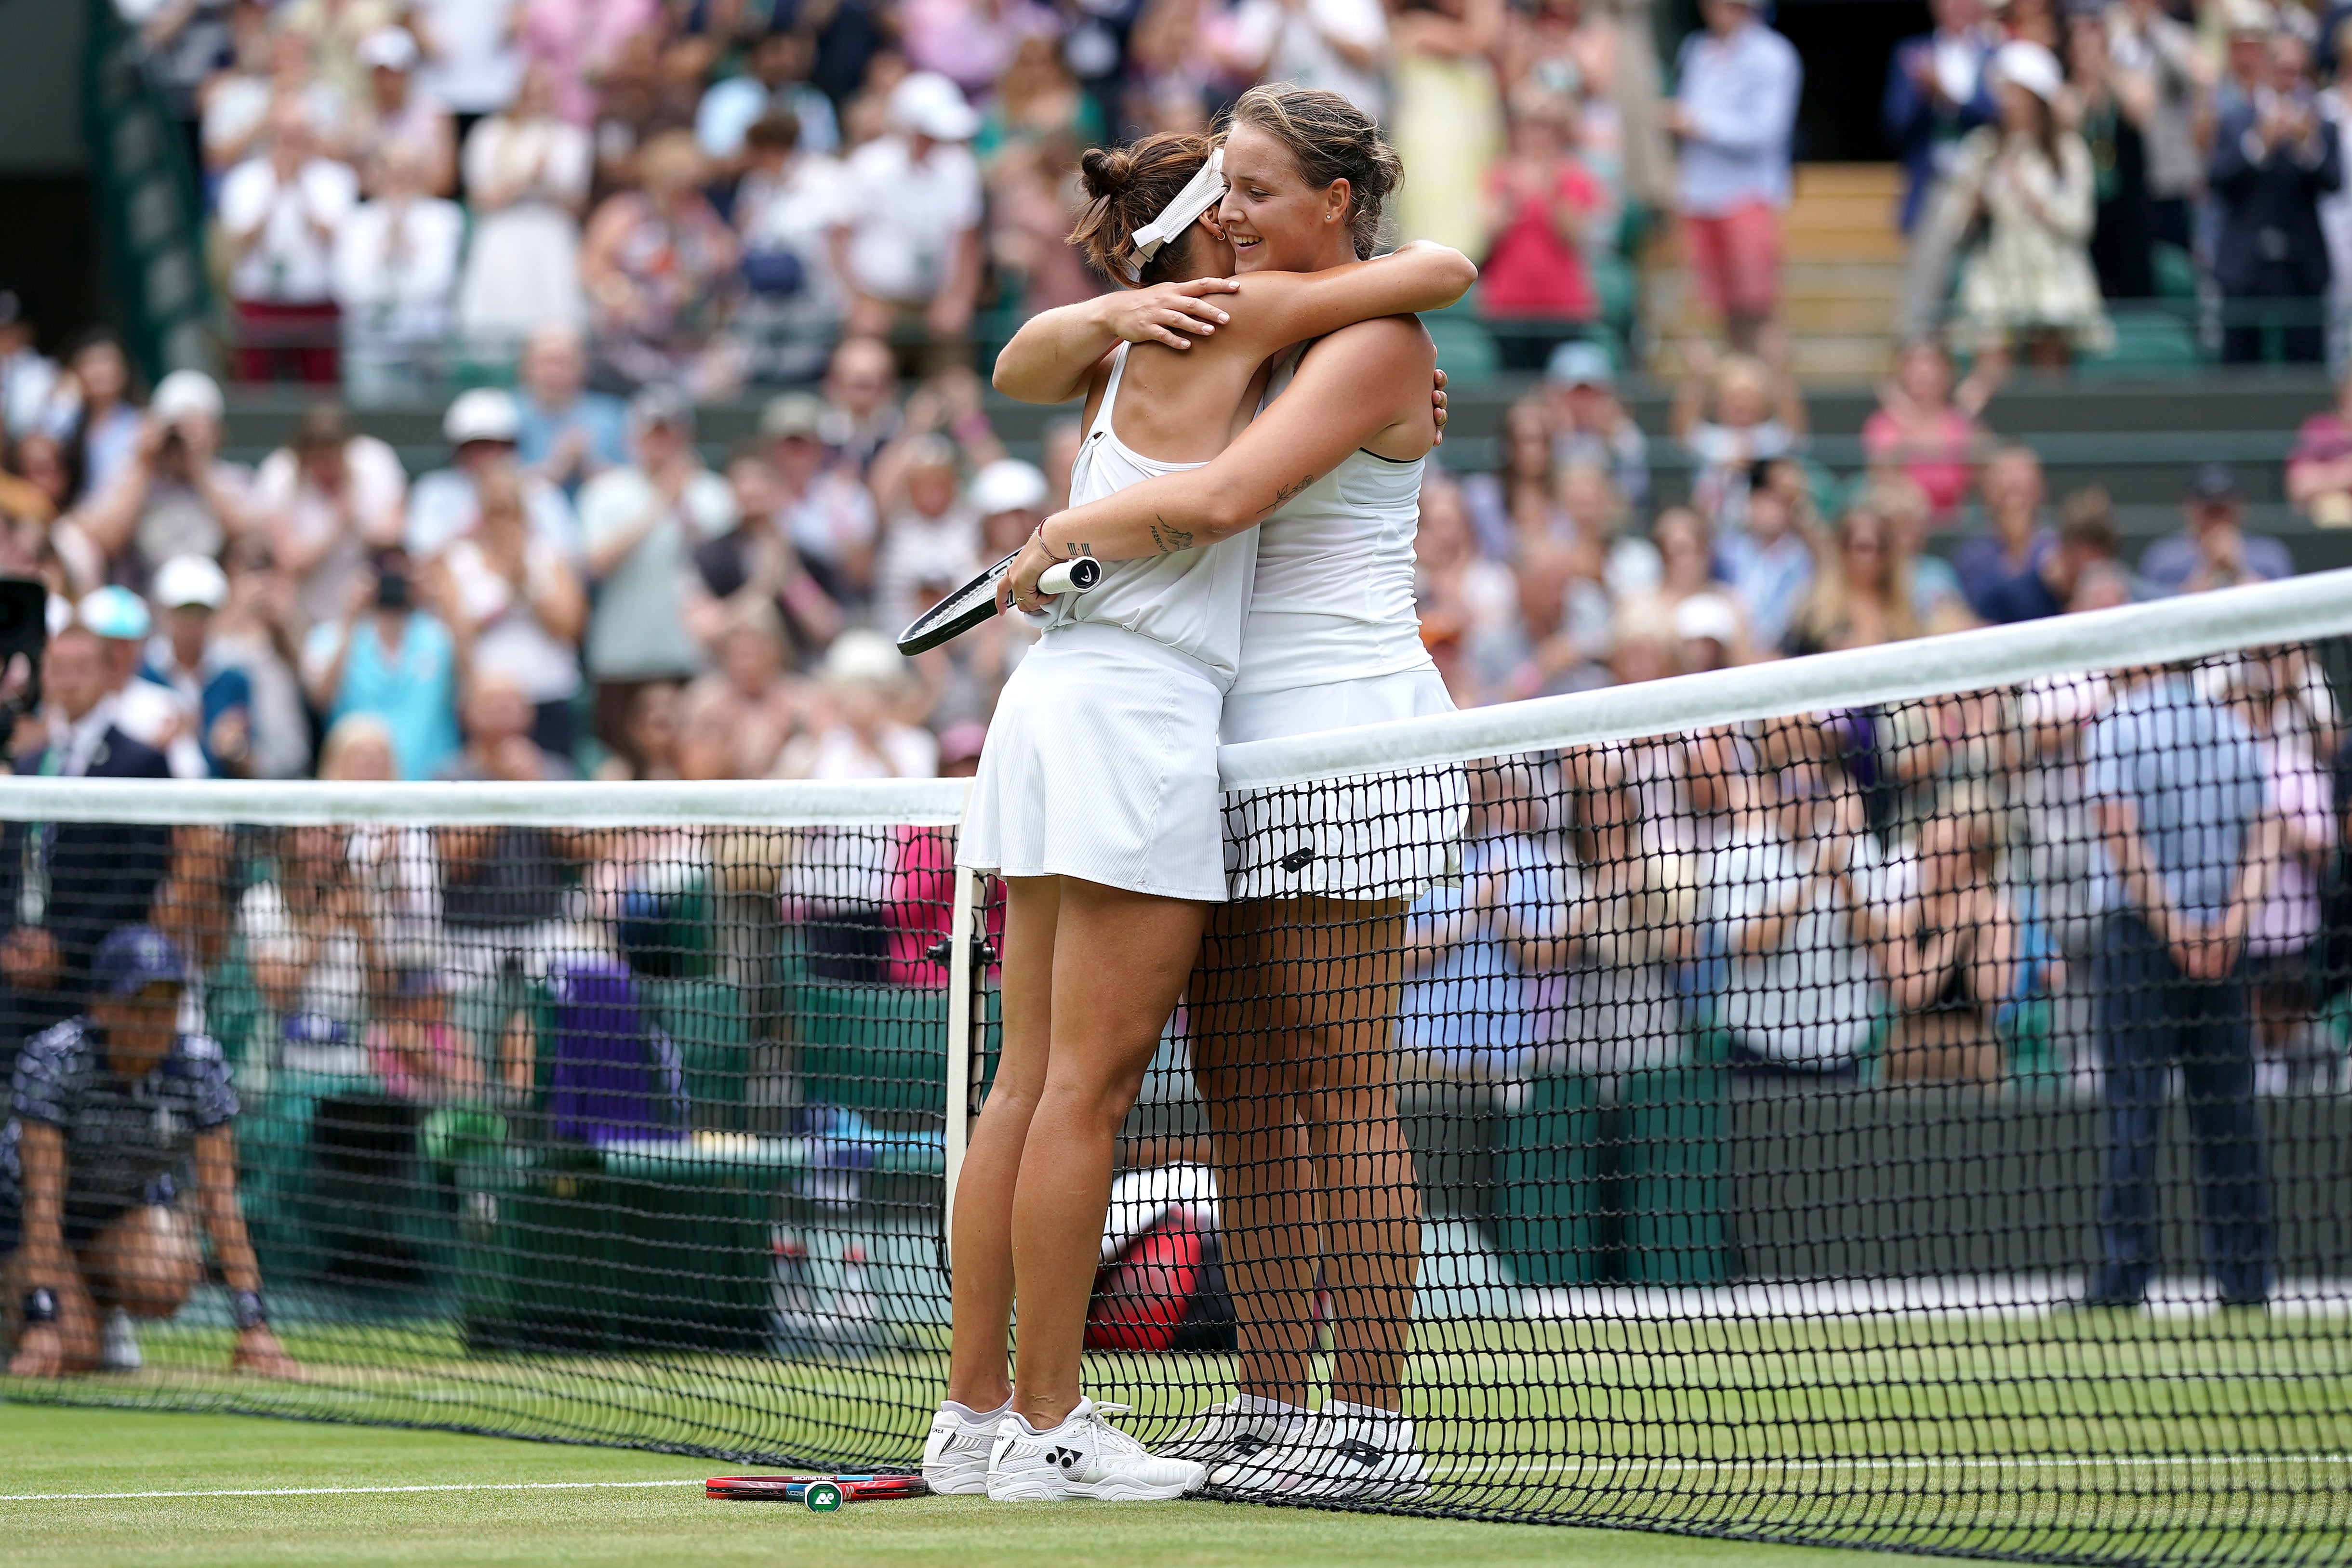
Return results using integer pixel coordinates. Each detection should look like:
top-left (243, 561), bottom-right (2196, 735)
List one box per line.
top-left (1049, 1447), bottom-right (1082, 1470)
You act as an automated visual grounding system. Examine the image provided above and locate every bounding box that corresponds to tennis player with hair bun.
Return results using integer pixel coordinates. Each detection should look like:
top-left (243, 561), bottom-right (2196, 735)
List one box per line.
top-left (928, 123), bottom-right (1472, 1503)
top-left (997, 83), bottom-right (1466, 1503)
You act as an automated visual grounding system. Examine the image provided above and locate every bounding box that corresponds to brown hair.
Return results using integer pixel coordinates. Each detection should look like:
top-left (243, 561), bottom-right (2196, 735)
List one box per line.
top-left (1067, 132), bottom-right (1218, 287)
top-left (1225, 83), bottom-right (1403, 259)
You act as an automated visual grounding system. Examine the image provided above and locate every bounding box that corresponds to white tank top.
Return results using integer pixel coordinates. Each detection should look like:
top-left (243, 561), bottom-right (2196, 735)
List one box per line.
top-left (1041, 344), bottom-right (1257, 689)
top-left (1232, 343), bottom-right (1434, 697)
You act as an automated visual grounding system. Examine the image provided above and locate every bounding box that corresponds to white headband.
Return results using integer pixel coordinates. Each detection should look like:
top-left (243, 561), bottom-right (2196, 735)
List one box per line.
top-left (1126, 148), bottom-right (1226, 280)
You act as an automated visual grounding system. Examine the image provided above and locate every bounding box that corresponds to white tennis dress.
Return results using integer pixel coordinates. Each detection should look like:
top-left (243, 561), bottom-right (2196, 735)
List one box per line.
top-left (957, 345), bottom-right (1255, 901)
top-left (1222, 343), bottom-right (1467, 900)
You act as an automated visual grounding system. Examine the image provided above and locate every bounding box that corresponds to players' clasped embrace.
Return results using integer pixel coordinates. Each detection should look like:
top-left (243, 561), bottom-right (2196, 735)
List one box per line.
top-left (922, 82), bottom-right (1469, 1504)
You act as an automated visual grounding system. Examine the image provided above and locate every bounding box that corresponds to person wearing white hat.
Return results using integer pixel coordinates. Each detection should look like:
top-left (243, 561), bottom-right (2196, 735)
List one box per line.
top-left (73, 587), bottom-right (207, 781)
top-left (405, 386), bottom-right (581, 563)
top-left (142, 556), bottom-right (259, 779)
top-left (1930, 37), bottom-right (2111, 365)
top-left (351, 27), bottom-right (456, 198)
top-left (66, 370), bottom-right (254, 595)
top-left (834, 72), bottom-right (985, 355)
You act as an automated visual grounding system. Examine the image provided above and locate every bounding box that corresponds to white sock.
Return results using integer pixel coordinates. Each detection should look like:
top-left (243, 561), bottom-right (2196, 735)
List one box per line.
top-left (1015, 1397), bottom-right (1089, 1438)
top-left (1236, 1394), bottom-right (1313, 1440)
top-left (1326, 1399), bottom-right (1411, 1452)
top-left (944, 1398), bottom-right (1010, 1434)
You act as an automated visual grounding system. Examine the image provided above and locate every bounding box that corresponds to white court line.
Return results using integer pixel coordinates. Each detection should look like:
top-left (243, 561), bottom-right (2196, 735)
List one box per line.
top-left (0, 1479), bottom-right (709, 1502)
top-left (1434, 1454), bottom-right (2352, 1481)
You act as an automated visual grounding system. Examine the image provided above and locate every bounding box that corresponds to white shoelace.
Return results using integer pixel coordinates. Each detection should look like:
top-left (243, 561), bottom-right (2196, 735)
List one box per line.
top-left (1074, 1402), bottom-right (1151, 1459)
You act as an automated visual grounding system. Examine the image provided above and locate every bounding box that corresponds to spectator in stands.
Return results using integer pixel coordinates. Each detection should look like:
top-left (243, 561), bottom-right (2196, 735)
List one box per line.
top-left (2140, 463), bottom-right (2295, 595)
top-left (834, 73), bottom-right (984, 362)
top-left (1862, 340), bottom-right (1996, 524)
top-left (44, 334), bottom-right (143, 506)
top-left (702, 445), bottom-right (848, 658)
top-left (77, 587), bottom-right (207, 781)
top-left (217, 102), bottom-right (359, 384)
top-left (973, 36), bottom-right (1104, 177)
top-left (592, 681), bottom-right (681, 782)
top-left (1501, 0), bottom-right (1635, 201)
top-left (365, 969), bottom-right (483, 1103)
top-left (2210, 30), bottom-right (2341, 365)
top-left (209, 539), bottom-right (315, 780)
top-left (406, 388), bottom-right (581, 561)
top-left (1718, 469), bottom-right (1815, 654)
top-left (1464, 400), bottom-right (1567, 557)
top-left (1980, 486), bottom-right (2127, 622)
top-left (684, 609), bottom-right (806, 777)
top-left (1867, 807), bottom-right (2020, 1082)
top-left (774, 629), bottom-right (937, 779)
top-left (514, 325), bottom-right (626, 501)
top-left (348, 27), bottom-right (456, 196)
top-left (435, 669), bottom-right (577, 784)
top-left (332, 144), bottom-right (466, 404)
top-left (1940, 41), bottom-right (2108, 368)
top-left (203, 25), bottom-right (346, 184)
top-left (455, 63), bottom-right (593, 355)
top-left (2288, 370), bottom-right (2352, 528)
top-left (142, 556), bottom-right (257, 780)
top-left (299, 546), bottom-right (462, 780)
top-left (1703, 754), bottom-right (1883, 1075)
top-left (2107, 0), bottom-right (2206, 252)
top-left (0, 623), bottom-right (174, 1083)
top-left (2067, 10), bottom-right (2156, 300)
top-left (1476, 96), bottom-right (1602, 368)
top-left (702, 32), bottom-right (840, 170)
top-left (817, 335), bottom-right (904, 474)
top-left (1541, 341), bottom-right (1648, 510)
top-left (580, 387), bottom-right (737, 758)
top-left (872, 436), bottom-right (983, 636)
top-left (1883, 0), bottom-right (1998, 234)
top-left (582, 130), bottom-right (742, 395)
top-left (732, 112), bottom-right (852, 383)
top-left (1223, 0), bottom-right (1391, 121)
top-left (410, 0), bottom-right (527, 149)
top-left (1665, 0), bottom-right (1802, 352)
top-left (2078, 665), bottom-right (2274, 1307)
top-left (1393, 0), bottom-right (1506, 264)
top-left (761, 393), bottom-right (880, 611)
top-left (1952, 443), bottom-right (2053, 619)
top-left (1865, 471), bottom-right (1972, 631)
top-left (2225, 651), bottom-right (2338, 1090)
top-left (251, 404), bottom-right (408, 634)
top-left (518, 0), bottom-right (657, 128)
top-left (1672, 337), bottom-right (1806, 535)
top-left (431, 462), bottom-right (587, 761)
top-left (61, 371), bottom-right (251, 598)
top-left (0, 924), bottom-right (298, 1381)
top-left (0, 291), bottom-right (57, 443)
top-left (238, 821), bottom-right (377, 1043)
top-left (1554, 745), bottom-right (1695, 1080)
top-left (1782, 503), bottom-right (1924, 657)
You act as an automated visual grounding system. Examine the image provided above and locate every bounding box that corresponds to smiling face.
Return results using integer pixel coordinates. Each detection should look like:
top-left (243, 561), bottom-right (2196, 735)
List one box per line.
top-left (1216, 122), bottom-right (1356, 274)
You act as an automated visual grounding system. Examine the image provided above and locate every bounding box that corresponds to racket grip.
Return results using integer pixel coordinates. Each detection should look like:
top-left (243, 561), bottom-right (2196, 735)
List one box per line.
top-left (1038, 558), bottom-right (1102, 596)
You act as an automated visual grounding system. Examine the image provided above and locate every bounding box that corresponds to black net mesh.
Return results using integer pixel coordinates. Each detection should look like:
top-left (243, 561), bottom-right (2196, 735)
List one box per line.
top-left (5, 641), bottom-right (2352, 1564)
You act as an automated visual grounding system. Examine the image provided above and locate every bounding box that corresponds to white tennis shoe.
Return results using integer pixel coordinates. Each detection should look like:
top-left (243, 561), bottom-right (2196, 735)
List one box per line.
top-left (1153, 1400), bottom-right (1288, 1469)
top-left (921, 1403), bottom-right (1001, 1496)
top-left (987, 1398), bottom-right (1207, 1501)
top-left (1210, 1413), bottom-right (1432, 1503)
top-left (99, 1307), bottom-right (141, 1372)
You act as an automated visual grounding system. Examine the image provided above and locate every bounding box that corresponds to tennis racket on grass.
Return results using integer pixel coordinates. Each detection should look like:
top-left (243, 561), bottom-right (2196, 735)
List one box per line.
top-left (705, 1474), bottom-right (932, 1503)
top-left (896, 551), bottom-right (1102, 655)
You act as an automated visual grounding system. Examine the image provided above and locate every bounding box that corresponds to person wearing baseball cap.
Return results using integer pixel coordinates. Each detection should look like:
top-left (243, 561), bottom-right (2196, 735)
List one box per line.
top-left (2139, 462), bottom-right (2296, 595)
top-left (71, 588), bottom-right (208, 781)
top-left (838, 72), bottom-right (985, 355)
top-left (145, 555), bottom-right (262, 779)
top-left (1541, 340), bottom-right (1649, 507)
top-left (406, 386), bottom-right (582, 562)
top-left (0, 925), bottom-right (299, 1381)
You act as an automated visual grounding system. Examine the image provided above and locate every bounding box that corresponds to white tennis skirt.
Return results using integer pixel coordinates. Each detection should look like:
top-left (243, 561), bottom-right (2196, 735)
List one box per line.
top-left (957, 621), bottom-right (1230, 902)
top-left (1220, 664), bottom-right (1468, 902)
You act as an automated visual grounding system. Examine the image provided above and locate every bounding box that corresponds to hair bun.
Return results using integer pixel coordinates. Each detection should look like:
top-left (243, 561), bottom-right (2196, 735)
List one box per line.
top-left (1080, 145), bottom-right (1133, 201)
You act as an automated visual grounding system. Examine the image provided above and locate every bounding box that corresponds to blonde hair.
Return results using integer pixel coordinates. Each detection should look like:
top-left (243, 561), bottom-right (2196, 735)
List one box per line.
top-left (318, 713), bottom-right (398, 780)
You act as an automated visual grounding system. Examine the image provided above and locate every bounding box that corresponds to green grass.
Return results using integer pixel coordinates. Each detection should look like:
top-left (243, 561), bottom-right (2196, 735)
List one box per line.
top-left (0, 1404), bottom-right (1937, 1568)
top-left (8, 1308), bottom-right (2350, 1564)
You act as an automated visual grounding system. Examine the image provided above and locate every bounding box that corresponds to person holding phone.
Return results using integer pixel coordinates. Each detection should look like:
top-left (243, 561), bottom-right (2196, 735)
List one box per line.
top-left (298, 546), bottom-right (463, 780)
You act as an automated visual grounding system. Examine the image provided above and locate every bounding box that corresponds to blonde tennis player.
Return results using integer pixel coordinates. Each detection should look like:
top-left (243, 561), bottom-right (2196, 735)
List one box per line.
top-left (928, 130), bottom-right (1474, 1502)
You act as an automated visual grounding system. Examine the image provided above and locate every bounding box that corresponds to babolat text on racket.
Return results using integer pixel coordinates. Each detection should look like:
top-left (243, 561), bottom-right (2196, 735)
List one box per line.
top-left (704, 1474), bottom-right (932, 1503)
top-left (896, 551), bottom-right (1102, 655)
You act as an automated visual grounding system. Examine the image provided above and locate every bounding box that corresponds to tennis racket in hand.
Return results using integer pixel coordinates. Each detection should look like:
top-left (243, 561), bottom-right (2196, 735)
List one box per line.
top-left (896, 550), bottom-right (1101, 655)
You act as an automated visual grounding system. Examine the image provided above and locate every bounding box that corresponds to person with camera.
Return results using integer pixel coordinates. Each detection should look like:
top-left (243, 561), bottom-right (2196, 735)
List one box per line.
top-left (58, 370), bottom-right (253, 597)
top-left (299, 546), bottom-right (462, 781)
top-left (1, 924), bottom-right (298, 1378)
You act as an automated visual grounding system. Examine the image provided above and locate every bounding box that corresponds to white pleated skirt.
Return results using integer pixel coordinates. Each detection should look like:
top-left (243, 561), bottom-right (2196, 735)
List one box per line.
top-left (957, 621), bottom-right (1230, 903)
top-left (1220, 664), bottom-right (1468, 901)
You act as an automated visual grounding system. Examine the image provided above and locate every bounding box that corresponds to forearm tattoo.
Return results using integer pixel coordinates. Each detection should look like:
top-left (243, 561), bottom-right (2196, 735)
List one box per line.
top-left (1258, 474), bottom-right (1314, 517)
top-left (1148, 517), bottom-right (1195, 554)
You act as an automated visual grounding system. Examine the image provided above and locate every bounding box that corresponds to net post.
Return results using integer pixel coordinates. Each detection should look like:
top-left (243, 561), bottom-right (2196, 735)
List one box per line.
top-left (942, 864), bottom-right (980, 1262)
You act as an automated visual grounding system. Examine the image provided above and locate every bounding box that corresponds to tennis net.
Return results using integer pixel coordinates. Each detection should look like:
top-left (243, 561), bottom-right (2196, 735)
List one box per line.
top-left (4, 570), bottom-right (2352, 1564)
